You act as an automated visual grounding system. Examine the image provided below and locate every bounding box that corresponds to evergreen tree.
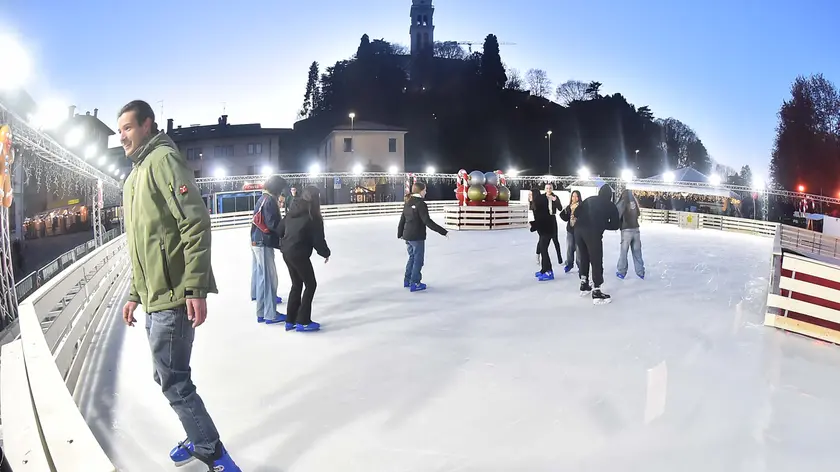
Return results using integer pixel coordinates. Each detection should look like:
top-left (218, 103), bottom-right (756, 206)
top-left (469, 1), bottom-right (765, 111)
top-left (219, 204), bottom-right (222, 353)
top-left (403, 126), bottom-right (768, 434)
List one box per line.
top-left (300, 61), bottom-right (320, 118)
top-left (481, 34), bottom-right (507, 88)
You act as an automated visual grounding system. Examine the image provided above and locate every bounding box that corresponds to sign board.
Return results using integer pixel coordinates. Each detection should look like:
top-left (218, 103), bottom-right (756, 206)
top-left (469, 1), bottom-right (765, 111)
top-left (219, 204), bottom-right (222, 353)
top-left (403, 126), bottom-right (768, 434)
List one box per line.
top-left (67, 199), bottom-right (80, 205)
top-left (679, 212), bottom-right (700, 230)
top-left (334, 177), bottom-right (341, 190)
top-left (242, 183), bottom-right (263, 191)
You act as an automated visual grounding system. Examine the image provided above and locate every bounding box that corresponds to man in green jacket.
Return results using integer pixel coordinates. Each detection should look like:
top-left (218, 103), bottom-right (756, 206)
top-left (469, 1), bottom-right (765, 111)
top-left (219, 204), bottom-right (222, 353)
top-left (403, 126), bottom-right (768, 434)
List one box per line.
top-left (118, 100), bottom-right (240, 471)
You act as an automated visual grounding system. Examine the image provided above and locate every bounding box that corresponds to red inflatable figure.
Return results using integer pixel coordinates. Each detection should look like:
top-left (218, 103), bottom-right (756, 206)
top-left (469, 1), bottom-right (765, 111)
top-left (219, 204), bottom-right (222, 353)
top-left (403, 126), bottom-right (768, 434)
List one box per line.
top-left (456, 169), bottom-right (468, 206)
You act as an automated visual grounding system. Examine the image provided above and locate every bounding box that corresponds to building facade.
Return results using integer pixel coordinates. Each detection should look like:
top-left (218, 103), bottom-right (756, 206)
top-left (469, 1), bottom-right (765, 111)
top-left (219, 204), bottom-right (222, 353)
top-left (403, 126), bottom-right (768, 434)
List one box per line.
top-left (168, 115), bottom-right (295, 178)
top-left (319, 121), bottom-right (408, 173)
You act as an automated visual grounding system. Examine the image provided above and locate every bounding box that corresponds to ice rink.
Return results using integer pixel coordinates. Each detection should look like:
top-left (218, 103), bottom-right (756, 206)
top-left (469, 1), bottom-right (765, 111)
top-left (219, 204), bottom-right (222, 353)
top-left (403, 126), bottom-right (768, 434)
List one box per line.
top-left (77, 215), bottom-right (840, 471)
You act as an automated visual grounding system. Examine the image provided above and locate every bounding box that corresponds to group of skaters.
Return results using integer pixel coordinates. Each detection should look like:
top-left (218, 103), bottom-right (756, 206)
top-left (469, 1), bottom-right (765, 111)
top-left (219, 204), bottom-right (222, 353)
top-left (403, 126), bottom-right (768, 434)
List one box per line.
top-left (529, 182), bottom-right (646, 304)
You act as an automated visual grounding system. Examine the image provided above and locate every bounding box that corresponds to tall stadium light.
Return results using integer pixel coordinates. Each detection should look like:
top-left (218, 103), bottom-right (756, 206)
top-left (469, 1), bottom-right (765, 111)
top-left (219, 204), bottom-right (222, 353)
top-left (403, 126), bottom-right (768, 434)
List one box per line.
top-left (214, 167), bottom-right (226, 178)
top-left (577, 166), bottom-right (590, 179)
top-left (0, 34), bottom-right (31, 91)
top-left (65, 126), bottom-right (85, 147)
top-left (752, 178), bottom-right (766, 191)
top-left (798, 185), bottom-right (805, 192)
top-left (663, 171), bottom-right (675, 183)
top-left (621, 168), bottom-right (634, 182)
top-left (120, 173), bottom-right (126, 180)
top-left (426, 165), bottom-right (436, 174)
top-left (506, 168), bottom-right (519, 177)
top-left (352, 163), bottom-right (363, 175)
top-left (709, 174), bottom-right (721, 186)
top-left (30, 98), bottom-right (69, 130)
top-left (308, 163), bottom-right (320, 176)
top-left (260, 165), bottom-right (273, 176)
top-left (108, 164), bottom-right (116, 172)
top-left (388, 165), bottom-right (398, 175)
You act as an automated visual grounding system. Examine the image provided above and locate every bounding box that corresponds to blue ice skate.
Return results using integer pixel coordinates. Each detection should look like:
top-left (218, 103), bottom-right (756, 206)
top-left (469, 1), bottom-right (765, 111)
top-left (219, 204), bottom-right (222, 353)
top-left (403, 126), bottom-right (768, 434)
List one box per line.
top-left (616, 272), bottom-right (625, 280)
top-left (537, 271), bottom-right (555, 281)
top-left (296, 321), bottom-right (321, 332)
top-left (264, 312), bottom-right (287, 324)
top-left (170, 439), bottom-right (195, 466)
top-left (410, 282), bottom-right (427, 292)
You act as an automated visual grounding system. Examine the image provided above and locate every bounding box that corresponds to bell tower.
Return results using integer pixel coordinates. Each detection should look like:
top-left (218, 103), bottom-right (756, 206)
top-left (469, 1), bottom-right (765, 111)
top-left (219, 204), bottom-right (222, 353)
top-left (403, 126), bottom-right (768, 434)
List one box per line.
top-left (409, 0), bottom-right (434, 56)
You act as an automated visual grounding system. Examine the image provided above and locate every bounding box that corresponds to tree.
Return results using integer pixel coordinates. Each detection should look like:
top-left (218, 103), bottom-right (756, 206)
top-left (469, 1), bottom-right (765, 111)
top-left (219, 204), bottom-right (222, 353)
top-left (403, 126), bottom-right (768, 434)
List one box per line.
top-left (505, 66), bottom-right (523, 91)
top-left (299, 61), bottom-right (320, 118)
top-left (637, 105), bottom-right (654, 121)
top-left (434, 41), bottom-right (465, 60)
top-left (771, 74), bottom-right (840, 192)
top-left (555, 80), bottom-right (591, 105)
top-left (525, 69), bottom-right (552, 98)
top-left (655, 117), bottom-right (711, 173)
top-left (585, 81), bottom-right (603, 98)
top-left (356, 34), bottom-right (371, 59)
top-left (481, 34), bottom-right (507, 89)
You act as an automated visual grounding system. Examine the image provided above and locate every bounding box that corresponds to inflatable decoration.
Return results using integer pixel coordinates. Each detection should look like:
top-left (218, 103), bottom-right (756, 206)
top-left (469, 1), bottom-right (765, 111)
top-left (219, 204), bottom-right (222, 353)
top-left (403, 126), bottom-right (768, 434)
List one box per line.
top-left (456, 169), bottom-right (469, 206)
top-left (467, 184), bottom-right (487, 202)
top-left (497, 185), bottom-right (511, 202)
top-left (0, 125), bottom-right (14, 208)
top-left (484, 183), bottom-right (499, 201)
top-left (468, 170), bottom-right (486, 186)
top-left (484, 171), bottom-right (499, 186)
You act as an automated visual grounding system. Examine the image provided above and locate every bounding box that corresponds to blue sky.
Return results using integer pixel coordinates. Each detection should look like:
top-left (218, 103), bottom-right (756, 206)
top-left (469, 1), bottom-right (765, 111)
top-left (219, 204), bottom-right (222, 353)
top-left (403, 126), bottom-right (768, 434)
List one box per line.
top-left (4, 0), bottom-right (838, 176)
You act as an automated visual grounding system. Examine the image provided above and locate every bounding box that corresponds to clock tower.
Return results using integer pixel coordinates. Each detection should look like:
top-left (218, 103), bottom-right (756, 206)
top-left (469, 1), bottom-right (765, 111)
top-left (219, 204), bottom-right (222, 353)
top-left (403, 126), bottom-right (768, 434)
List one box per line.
top-left (410, 0), bottom-right (434, 56)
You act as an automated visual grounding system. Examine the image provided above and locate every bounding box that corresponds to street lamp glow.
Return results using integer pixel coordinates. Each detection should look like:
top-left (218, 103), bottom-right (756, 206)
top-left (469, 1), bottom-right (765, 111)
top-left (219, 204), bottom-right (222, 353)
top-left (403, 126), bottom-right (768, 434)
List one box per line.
top-left (308, 163), bottom-right (320, 176)
top-left (260, 165), bottom-right (273, 176)
top-left (84, 145), bottom-right (98, 160)
top-left (30, 98), bottom-right (68, 130)
top-left (108, 164), bottom-right (116, 172)
top-left (97, 156), bottom-right (106, 165)
top-left (577, 166), bottom-right (590, 179)
top-left (709, 174), bottom-right (721, 186)
top-left (426, 165), bottom-right (435, 174)
top-left (0, 34), bottom-right (31, 91)
top-left (214, 167), bottom-right (226, 178)
top-left (112, 168), bottom-right (119, 176)
top-left (388, 165), bottom-right (398, 175)
top-left (348, 112), bottom-right (355, 120)
top-left (120, 174), bottom-right (126, 180)
top-left (506, 168), bottom-right (519, 177)
top-left (798, 185), bottom-right (805, 192)
top-left (752, 178), bottom-right (765, 191)
top-left (621, 168), bottom-right (634, 182)
top-left (663, 171), bottom-right (675, 183)
top-left (65, 126), bottom-right (85, 147)
top-left (352, 163), bottom-right (363, 175)
top-left (546, 130), bottom-right (552, 136)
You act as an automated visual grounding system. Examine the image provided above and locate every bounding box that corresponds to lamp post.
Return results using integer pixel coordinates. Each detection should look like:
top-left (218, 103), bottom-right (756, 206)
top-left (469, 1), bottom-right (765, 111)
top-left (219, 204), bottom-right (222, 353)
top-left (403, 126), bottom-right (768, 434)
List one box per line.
top-left (635, 149), bottom-right (639, 170)
top-left (546, 130), bottom-right (552, 175)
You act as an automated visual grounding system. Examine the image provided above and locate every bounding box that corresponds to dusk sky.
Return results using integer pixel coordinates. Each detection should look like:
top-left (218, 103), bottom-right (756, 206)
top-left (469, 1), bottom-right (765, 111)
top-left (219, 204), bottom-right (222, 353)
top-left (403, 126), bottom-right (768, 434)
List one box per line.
top-left (4, 0), bottom-right (838, 177)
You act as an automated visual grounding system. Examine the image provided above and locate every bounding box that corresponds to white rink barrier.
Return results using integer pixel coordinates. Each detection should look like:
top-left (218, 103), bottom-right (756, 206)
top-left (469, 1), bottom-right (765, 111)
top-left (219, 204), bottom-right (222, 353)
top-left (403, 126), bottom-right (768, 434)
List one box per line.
top-left (0, 236), bottom-right (126, 471)
top-left (211, 200), bottom-right (450, 230)
top-left (443, 204), bottom-right (529, 231)
top-left (639, 209), bottom-right (779, 237)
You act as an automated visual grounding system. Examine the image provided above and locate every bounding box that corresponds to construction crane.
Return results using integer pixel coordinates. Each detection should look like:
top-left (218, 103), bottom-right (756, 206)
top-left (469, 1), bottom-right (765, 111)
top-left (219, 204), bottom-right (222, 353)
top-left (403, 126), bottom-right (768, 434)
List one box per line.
top-left (456, 41), bottom-right (516, 53)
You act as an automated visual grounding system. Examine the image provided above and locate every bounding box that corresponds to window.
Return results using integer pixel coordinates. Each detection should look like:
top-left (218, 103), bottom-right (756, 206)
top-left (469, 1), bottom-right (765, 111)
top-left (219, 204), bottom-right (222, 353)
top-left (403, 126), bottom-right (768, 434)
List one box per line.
top-left (389, 138), bottom-right (397, 153)
top-left (247, 165), bottom-right (256, 175)
top-left (194, 170), bottom-right (202, 178)
top-left (186, 147), bottom-right (203, 161)
top-left (214, 146), bottom-right (223, 157)
top-left (187, 148), bottom-right (194, 160)
top-left (248, 143), bottom-right (263, 155)
top-left (343, 137), bottom-right (353, 152)
top-left (225, 145), bottom-right (234, 156)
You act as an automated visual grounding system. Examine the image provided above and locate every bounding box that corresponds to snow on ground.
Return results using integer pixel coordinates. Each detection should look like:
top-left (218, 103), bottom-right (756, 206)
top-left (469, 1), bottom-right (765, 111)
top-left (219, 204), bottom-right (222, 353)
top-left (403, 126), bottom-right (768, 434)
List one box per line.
top-left (78, 216), bottom-right (840, 471)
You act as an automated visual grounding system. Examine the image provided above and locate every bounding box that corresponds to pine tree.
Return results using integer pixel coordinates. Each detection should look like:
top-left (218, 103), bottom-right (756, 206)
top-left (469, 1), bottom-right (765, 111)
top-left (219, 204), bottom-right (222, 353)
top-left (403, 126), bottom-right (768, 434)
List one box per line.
top-left (481, 34), bottom-right (507, 89)
top-left (300, 61), bottom-right (320, 118)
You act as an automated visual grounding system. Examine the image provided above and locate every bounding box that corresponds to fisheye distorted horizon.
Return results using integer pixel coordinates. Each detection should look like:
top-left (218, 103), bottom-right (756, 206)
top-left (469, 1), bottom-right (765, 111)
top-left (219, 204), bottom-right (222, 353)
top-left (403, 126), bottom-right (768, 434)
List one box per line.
top-left (4, 0), bottom-right (839, 174)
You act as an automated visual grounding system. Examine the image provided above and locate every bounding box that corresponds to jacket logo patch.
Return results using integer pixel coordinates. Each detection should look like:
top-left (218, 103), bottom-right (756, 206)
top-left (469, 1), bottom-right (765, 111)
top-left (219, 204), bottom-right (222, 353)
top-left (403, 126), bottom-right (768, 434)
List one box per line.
top-left (179, 185), bottom-right (188, 195)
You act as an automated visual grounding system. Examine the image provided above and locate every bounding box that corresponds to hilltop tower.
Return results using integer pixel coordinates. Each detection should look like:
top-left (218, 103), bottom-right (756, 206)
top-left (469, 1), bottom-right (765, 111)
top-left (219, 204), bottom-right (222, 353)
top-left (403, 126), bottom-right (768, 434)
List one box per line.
top-left (410, 0), bottom-right (434, 56)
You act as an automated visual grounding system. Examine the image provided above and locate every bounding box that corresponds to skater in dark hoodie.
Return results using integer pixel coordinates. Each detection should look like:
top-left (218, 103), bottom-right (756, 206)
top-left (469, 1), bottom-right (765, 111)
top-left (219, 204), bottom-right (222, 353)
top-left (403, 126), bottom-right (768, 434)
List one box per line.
top-left (572, 184), bottom-right (620, 304)
top-left (615, 189), bottom-right (645, 279)
top-left (530, 186), bottom-right (557, 280)
top-left (398, 182), bottom-right (448, 291)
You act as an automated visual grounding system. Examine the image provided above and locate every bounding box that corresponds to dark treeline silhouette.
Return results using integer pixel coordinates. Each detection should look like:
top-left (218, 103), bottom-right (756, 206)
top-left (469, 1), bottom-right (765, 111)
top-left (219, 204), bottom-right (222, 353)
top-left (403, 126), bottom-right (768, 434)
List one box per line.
top-left (771, 74), bottom-right (840, 197)
top-left (293, 33), bottom-right (724, 178)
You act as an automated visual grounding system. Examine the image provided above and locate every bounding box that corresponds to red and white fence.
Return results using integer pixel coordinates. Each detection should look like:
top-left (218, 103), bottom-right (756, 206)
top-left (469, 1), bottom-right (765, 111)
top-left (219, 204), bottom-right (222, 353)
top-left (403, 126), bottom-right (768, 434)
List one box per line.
top-left (443, 205), bottom-right (529, 231)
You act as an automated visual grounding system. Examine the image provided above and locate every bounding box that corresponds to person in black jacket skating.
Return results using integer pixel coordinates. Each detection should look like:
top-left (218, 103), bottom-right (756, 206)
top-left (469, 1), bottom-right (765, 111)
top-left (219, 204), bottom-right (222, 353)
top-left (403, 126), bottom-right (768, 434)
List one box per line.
top-left (558, 189), bottom-right (582, 273)
top-left (572, 184), bottom-right (620, 304)
top-left (281, 186), bottom-right (331, 332)
top-left (251, 175), bottom-right (289, 324)
top-left (533, 183), bottom-right (563, 268)
top-left (397, 182), bottom-right (448, 292)
top-left (530, 186), bottom-right (557, 280)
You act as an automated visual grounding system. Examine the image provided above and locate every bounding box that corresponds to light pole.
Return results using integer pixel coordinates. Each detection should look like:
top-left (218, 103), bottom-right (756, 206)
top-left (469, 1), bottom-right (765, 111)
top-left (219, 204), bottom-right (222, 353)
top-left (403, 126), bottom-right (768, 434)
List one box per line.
top-left (635, 149), bottom-right (639, 170)
top-left (348, 112), bottom-right (356, 160)
top-left (546, 130), bottom-right (552, 175)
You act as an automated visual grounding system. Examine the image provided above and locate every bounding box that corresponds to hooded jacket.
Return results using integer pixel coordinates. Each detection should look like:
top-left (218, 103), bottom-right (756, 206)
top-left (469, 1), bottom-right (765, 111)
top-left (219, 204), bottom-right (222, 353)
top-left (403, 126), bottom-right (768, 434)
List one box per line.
top-left (616, 189), bottom-right (641, 230)
top-left (123, 132), bottom-right (217, 312)
top-left (529, 192), bottom-right (555, 235)
top-left (397, 195), bottom-right (447, 241)
top-left (573, 184), bottom-right (621, 234)
top-left (281, 199), bottom-right (331, 259)
top-left (251, 192), bottom-right (284, 248)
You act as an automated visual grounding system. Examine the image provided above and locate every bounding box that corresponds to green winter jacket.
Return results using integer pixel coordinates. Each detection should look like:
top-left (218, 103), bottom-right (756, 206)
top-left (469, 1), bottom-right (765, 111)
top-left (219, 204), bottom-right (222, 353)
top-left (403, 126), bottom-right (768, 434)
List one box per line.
top-left (123, 132), bottom-right (217, 312)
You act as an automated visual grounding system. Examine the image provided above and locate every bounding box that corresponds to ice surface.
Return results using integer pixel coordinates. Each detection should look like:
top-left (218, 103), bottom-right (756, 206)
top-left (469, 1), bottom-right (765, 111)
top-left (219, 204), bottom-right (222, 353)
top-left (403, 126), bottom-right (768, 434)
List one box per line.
top-left (77, 216), bottom-right (840, 471)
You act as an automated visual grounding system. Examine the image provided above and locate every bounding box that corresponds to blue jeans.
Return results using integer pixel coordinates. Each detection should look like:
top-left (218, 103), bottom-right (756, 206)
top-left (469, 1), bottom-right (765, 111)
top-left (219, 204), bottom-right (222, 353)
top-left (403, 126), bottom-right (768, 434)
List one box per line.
top-left (617, 228), bottom-right (645, 277)
top-left (250, 250), bottom-right (257, 299)
top-left (145, 307), bottom-right (220, 457)
top-left (404, 240), bottom-right (426, 284)
top-left (252, 245), bottom-right (278, 320)
top-left (565, 230), bottom-right (580, 270)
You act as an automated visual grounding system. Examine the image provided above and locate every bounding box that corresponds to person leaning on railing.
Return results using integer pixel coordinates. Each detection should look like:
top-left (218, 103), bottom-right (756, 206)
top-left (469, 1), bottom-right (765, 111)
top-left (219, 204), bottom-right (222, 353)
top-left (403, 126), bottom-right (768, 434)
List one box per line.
top-left (116, 99), bottom-right (242, 472)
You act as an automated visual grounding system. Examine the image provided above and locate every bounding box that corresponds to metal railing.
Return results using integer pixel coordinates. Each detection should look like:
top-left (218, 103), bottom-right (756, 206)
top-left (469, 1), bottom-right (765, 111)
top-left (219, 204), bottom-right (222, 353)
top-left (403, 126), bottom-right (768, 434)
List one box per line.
top-left (13, 228), bottom-right (121, 305)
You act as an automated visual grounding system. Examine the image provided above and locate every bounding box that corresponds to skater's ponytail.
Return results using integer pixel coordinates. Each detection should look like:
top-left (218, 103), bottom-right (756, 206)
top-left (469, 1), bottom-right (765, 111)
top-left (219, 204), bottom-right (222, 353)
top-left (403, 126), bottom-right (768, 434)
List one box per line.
top-left (301, 186), bottom-right (322, 221)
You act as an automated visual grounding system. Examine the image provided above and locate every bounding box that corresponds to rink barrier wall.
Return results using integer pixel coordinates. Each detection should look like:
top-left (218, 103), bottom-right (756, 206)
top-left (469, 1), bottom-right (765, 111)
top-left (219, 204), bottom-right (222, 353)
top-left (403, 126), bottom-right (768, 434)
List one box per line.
top-left (0, 235), bottom-right (125, 471)
top-left (443, 205), bottom-right (529, 230)
top-left (639, 209), bottom-right (779, 237)
top-left (210, 200), bottom-right (450, 230)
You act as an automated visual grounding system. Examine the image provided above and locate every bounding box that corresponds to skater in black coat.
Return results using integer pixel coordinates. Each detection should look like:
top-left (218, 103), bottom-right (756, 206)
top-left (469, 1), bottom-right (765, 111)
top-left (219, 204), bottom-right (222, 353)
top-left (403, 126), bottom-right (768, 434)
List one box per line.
top-left (533, 183), bottom-right (563, 268)
top-left (530, 187), bottom-right (557, 279)
top-left (397, 182), bottom-right (448, 291)
top-left (573, 184), bottom-right (620, 303)
top-left (558, 189), bottom-right (582, 273)
top-left (281, 186), bottom-right (331, 332)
